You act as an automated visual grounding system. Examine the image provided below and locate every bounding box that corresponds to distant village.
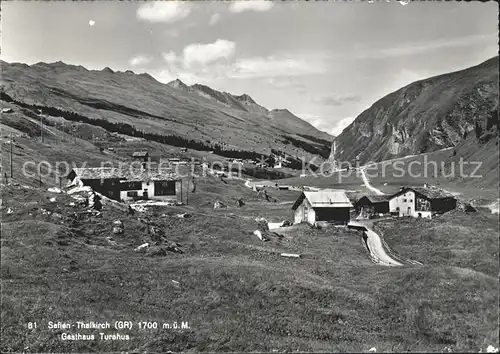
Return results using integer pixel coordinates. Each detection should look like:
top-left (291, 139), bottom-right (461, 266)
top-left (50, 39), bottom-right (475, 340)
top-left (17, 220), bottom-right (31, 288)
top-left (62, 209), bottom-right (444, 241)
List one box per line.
top-left (66, 148), bottom-right (459, 228)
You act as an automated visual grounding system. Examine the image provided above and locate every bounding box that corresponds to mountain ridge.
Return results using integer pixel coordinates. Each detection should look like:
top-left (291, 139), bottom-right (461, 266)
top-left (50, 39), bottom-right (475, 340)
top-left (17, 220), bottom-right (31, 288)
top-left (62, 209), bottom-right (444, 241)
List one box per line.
top-left (0, 60), bottom-right (334, 164)
top-left (332, 56), bottom-right (499, 163)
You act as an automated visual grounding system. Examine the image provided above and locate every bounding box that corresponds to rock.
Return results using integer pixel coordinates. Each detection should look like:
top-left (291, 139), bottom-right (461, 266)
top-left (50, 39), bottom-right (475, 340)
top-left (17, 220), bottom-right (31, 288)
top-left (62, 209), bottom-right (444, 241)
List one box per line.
top-left (253, 230), bottom-right (265, 241)
top-left (69, 202), bottom-right (76, 207)
top-left (134, 243), bottom-right (149, 252)
top-left (6, 208), bottom-right (13, 214)
top-left (149, 226), bottom-right (162, 235)
top-left (213, 200), bottom-right (227, 209)
top-left (49, 197), bottom-right (57, 203)
top-left (47, 187), bottom-right (62, 193)
top-left (106, 236), bottom-right (117, 245)
top-left (113, 220), bottom-right (123, 226)
top-left (176, 213), bottom-right (191, 218)
top-left (280, 253), bottom-right (300, 258)
top-left (368, 348), bottom-right (377, 353)
top-left (112, 226), bottom-right (124, 234)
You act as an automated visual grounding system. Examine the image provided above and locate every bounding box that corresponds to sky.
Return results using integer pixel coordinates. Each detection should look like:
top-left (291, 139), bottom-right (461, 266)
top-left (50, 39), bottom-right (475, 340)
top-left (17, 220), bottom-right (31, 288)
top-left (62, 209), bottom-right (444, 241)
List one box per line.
top-left (1, 1), bottom-right (498, 136)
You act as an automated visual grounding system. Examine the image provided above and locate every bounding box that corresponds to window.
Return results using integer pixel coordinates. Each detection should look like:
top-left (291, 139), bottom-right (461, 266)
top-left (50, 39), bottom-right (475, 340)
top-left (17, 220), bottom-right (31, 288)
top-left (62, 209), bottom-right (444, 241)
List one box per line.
top-left (409, 199), bottom-right (413, 203)
top-left (154, 181), bottom-right (176, 196)
top-left (121, 181), bottom-right (142, 191)
top-left (403, 199), bottom-right (407, 202)
top-left (127, 191), bottom-right (138, 197)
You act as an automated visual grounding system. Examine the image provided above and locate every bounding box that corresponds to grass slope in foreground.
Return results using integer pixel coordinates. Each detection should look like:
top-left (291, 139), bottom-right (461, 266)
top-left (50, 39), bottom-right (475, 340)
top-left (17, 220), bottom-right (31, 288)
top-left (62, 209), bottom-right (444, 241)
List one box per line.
top-left (1, 182), bottom-right (498, 352)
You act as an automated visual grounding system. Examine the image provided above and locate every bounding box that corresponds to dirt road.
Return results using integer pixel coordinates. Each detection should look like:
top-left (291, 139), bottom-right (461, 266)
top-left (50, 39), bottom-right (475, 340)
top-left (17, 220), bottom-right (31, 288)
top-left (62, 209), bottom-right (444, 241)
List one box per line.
top-left (359, 168), bottom-right (385, 196)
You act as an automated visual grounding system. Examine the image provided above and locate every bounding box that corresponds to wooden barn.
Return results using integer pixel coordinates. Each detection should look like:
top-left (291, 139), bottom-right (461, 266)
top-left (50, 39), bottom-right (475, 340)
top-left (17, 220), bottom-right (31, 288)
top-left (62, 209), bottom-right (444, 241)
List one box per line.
top-left (354, 195), bottom-right (390, 218)
top-left (292, 190), bottom-right (353, 226)
top-left (67, 167), bottom-right (181, 203)
top-left (132, 151), bottom-right (149, 168)
top-left (388, 186), bottom-right (456, 219)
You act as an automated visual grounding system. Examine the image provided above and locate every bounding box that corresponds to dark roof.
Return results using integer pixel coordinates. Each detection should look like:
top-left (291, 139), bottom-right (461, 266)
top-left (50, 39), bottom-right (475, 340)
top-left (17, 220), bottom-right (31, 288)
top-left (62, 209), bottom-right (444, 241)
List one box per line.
top-left (69, 167), bottom-right (178, 182)
top-left (363, 195), bottom-right (390, 203)
top-left (391, 186), bottom-right (455, 200)
top-left (132, 151), bottom-right (149, 157)
top-left (411, 187), bottom-right (454, 199)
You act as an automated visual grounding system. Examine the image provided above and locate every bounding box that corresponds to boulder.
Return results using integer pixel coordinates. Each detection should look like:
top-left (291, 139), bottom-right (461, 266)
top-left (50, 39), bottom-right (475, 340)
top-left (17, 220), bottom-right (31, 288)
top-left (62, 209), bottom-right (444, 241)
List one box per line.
top-left (213, 200), bottom-right (227, 209)
top-left (112, 226), bottom-right (124, 234)
top-left (48, 187), bottom-right (62, 194)
top-left (253, 230), bottom-right (268, 241)
top-left (134, 243), bottom-right (149, 252)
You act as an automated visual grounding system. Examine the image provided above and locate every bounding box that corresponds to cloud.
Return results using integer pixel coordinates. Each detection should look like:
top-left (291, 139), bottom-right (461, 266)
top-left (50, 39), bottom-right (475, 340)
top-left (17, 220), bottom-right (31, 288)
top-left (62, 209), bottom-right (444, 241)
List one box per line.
top-left (228, 55), bottom-right (326, 79)
top-left (162, 51), bottom-right (178, 65)
top-left (229, 1), bottom-right (274, 13)
top-left (128, 55), bottom-right (153, 67)
top-left (297, 114), bottom-right (355, 137)
top-left (209, 13), bottom-right (221, 25)
top-left (354, 34), bottom-right (493, 60)
top-left (137, 2), bottom-right (191, 23)
top-left (312, 94), bottom-right (361, 107)
top-left (266, 77), bottom-right (307, 93)
top-left (164, 29), bottom-right (179, 37)
top-left (183, 39), bottom-right (236, 67)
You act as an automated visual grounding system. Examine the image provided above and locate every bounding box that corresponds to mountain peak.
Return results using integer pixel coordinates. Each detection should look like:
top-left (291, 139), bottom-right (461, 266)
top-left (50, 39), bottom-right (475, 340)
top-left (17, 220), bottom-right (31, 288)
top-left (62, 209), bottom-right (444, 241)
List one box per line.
top-left (271, 108), bottom-right (292, 115)
top-left (235, 93), bottom-right (256, 104)
top-left (102, 67), bottom-right (114, 74)
top-left (167, 79), bottom-right (189, 90)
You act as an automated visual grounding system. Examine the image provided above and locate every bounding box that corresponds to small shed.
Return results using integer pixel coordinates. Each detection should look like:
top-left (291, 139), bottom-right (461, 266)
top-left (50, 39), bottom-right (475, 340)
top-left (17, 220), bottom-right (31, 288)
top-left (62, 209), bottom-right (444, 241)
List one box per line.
top-left (132, 151), bottom-right (149, 162)
top-left (292, 190), bottom-right (353, 225)
top-left (354, 195), bottom-right (390, 217)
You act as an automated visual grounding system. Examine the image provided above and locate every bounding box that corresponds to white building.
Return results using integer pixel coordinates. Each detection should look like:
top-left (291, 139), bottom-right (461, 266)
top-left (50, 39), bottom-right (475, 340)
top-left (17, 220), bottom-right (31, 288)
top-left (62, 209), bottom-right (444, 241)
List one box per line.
top-left (67, 167), bottom-right (181, 203)
top-left (388, 186), bottom-right (457, 219)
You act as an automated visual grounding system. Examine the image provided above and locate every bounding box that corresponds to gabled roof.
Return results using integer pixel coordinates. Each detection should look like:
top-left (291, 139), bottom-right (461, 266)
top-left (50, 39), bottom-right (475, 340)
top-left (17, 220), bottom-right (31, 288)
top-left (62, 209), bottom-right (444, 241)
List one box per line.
top-left (390, 186), bottom-right (455, 200)
top-left (358, 195), bottom-right (390, 204)
top-left (69, 167), bottom-right (179, 182)
top-left (132, 151), bottom-right (149, 157)
top-left (292, 190), bottom-right (353, 210)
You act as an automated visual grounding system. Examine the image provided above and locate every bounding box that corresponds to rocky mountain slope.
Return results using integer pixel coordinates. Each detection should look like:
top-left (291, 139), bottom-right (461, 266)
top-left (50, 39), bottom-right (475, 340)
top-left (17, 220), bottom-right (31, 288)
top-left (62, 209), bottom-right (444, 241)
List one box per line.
top-left (333, 57), bottom-right (499, 166)
top-left (168, 80), bottom-right (269, 115)
top-left (0, 60), bottom-right (333, 164)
